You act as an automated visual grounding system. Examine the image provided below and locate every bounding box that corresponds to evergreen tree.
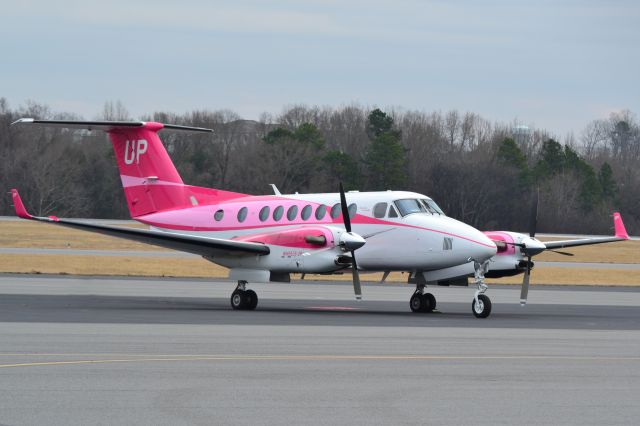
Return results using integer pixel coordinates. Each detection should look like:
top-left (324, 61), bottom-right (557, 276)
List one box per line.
top-left (323, 150), bottom-right (361, 190)
top-left (262, 123), bottom-right (326, 193)
top-left (496, 137), bottom-right (529, 185)
top-left (534, 139), bottom-right (565, 178)
top-left (363, 109), bottom-right (407, 190)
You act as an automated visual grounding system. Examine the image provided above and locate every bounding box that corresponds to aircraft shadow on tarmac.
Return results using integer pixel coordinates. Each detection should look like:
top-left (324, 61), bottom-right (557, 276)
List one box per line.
top-left (1, 293), bottom-right (640, 330)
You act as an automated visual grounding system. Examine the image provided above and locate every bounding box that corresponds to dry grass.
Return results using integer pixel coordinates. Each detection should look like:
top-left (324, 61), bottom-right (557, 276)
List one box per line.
top-left (1, 220), bottom-right (638, 285)
top-left (0, 254), bottom-right (222, 278)
top-left (536, 237), bottom-right (640, 264)
top-left (487, 267), bottom-right (640, 286)
top-left (0, 221), bottom-right (164, 251)
top-left (3, 254), bottom-right (639, 286)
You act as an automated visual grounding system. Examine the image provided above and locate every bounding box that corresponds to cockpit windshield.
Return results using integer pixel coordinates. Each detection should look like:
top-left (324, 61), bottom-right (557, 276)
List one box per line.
top-left (393, 198), bottom-right (446, 217)
top-left (394, 199), bottom-right (426, 216)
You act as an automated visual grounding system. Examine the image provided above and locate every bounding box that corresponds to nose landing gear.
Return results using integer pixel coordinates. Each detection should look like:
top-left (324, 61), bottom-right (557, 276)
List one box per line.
top-left (230, 280), bottom-right (258, 310)
top-left (471, 260), bottom-right (492, 318)
top-left (409, 284), bottom-right (436, 313)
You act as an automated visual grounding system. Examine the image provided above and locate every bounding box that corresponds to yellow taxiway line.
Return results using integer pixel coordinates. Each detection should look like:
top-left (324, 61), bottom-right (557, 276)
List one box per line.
top-left (1, 354), bottom-right (640, 369)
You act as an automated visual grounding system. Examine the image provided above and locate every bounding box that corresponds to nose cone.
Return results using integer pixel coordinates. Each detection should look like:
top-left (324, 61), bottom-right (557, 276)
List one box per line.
top-left (442, 217), bottom-right (496, 263)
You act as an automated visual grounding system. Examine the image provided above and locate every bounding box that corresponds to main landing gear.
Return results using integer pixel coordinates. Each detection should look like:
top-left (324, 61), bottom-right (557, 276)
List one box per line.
top-left (471, 260), bottom-right (492, 318)
top-left (230, 280), bottom-right (258, 311)
top-left (409, 284), bottom-right (436, 313)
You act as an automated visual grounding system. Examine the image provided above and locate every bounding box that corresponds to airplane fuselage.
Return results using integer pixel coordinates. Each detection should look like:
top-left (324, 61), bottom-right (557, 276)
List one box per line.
top-left (137, 190), bottom-right (497, 274)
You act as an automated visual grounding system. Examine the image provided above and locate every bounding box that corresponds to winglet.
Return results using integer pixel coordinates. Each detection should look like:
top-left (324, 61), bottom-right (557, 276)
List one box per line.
top-left (10, 189), bottom-right (33, 219)
top-left (613, 212), bottom-right (629, 240)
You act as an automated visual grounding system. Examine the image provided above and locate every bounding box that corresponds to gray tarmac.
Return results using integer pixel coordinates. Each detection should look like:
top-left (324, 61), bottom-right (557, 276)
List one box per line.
top-left (1, 275), bottom-right (640, 426)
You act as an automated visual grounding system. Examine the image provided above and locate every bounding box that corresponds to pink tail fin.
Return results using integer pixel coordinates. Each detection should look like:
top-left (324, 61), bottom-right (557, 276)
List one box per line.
top-left (11, 119), bottom-right (247, 218)
top-left (107, 122), bottom-right (187, 216)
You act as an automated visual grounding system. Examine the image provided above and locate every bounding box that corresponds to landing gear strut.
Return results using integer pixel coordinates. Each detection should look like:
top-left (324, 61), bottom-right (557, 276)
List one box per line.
top-left (409, 284), bottom-right (436, 313)
top-left (230, 280), bottom-right (258, 310)
top-left (472, 261), bottom-right (491, 318)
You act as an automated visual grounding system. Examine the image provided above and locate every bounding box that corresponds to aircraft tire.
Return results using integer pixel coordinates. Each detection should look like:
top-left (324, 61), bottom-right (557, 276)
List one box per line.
top-left (231, 290), bottom-right (248, 310)
top-left (472, 294), bottom-right (492, 318)
top-left (409, 293), bottom-right (424, 313)
top-left (424, 293), bottom-right (436, 312)
top-left (245, 290), bottom-right (258, 310)
top-left (410, 293), bottom-right (433, 313)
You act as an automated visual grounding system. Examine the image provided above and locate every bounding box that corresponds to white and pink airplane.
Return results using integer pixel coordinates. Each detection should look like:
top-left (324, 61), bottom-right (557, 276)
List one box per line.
top-left (9, 119), bottom-right (630, 318)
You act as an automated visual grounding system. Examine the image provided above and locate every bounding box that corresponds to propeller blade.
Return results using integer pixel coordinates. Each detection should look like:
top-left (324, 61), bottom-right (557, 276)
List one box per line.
top-left (520, 256), bottom-right (532, 305)
top-left (339, 182), bottom-right (361, 300)
top-left (547, 249), bottom-right (574, 256)
top-left (351, 251), bottom-right (362, 300)
top-left (529, 189), bottom-right (539, 238)
top-left (339, 182), bottom-right (352, 233)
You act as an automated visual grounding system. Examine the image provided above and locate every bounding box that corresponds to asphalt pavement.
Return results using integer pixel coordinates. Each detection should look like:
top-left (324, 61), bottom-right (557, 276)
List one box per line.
top-left (1, 275), bottom-right (639, 426)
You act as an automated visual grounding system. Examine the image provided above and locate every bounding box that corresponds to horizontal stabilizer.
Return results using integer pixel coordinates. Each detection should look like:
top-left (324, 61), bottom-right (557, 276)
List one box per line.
top-left (11, 118), bottom-right (213, 133)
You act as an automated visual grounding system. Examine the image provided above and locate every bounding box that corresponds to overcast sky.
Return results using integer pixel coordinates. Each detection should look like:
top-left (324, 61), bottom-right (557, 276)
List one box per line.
top-left (1, 0), bottom-right (638, 137)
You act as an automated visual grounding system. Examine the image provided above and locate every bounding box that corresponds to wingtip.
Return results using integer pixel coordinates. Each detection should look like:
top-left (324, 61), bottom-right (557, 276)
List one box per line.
top-left (10, 189), bottom-right (33, 219)
top-left (613, 212), bottom-right (629, 240)
top-left (10, 118), bottom-right (34, 126)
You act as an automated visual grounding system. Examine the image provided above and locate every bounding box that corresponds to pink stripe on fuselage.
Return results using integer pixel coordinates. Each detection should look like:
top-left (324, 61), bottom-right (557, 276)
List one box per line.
top-left (136, 196), bottom-right (495, 249)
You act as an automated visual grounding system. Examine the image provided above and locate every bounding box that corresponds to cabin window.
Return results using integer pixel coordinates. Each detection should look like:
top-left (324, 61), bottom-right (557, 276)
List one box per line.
top-left (373, 202), bottom-right (387, 218)
top-left (214, 209), bottom-right (224, 221)
top-left (287, 205), bottom-right (298, 221)
top-left (315, 205), bottom-right (327, 220)
top-left (301, 205), bottom-right (312, 221)
top-left (237, 207), bottom-right (248, 222)
top-left (348, 203), bottom-right (357, 218)
top-left (330, 203), bottom-right (342, 219)
top-left (259, 206), bottom-right (270, 222)
top-left (273, 205), bottom-right (284, 221)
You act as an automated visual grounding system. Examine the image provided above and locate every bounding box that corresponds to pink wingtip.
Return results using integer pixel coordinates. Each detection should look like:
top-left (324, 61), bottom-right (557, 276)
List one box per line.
top-left (10, 189), bottom-right (33, 219)
top-left (613, 212), bottom-right (629, 240)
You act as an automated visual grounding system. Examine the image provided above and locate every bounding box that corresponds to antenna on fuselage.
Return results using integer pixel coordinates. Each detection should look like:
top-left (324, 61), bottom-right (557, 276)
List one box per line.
top-left (269, 184), bottom-right (281, 196)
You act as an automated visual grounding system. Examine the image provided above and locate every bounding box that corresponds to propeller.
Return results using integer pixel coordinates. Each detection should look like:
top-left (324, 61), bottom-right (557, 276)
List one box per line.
top-left (520, 189), bottom-right (539, 305)
top-left (339, 182), bottom-right (364, 300)
top-left (529, 188), bottom-right (538, 238)
top-left (548, 249), bottom-right (574, 256)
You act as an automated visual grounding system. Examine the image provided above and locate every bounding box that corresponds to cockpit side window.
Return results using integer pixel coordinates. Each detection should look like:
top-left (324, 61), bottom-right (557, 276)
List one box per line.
top-left (422, 198), bottom-right (445, 215)
top-left (419, 199), bottom-right (436, 214)
top-left (388, 205), bottom-right (398, 218)
top-left (373, 202), bottom-right (387, 218)
top-left (394, 199), bottom-right (425, 216)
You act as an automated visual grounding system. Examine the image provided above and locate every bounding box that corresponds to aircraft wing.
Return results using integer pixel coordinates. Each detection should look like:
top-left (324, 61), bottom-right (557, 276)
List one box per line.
top-left (10, 189), bottom-right (269, 258)
top-left (543, 212), bottom-right (630, 250)
top-left (543, 237), bottom-right (626, 250)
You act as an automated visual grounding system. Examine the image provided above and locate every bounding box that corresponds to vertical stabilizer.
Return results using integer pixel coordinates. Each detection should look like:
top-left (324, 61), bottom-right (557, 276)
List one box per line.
top-left (10, 119), bottom-right (246, 218)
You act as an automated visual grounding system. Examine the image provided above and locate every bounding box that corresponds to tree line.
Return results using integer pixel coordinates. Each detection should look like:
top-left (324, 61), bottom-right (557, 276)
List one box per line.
top-left (0, 98), bottom-right (637, 235)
